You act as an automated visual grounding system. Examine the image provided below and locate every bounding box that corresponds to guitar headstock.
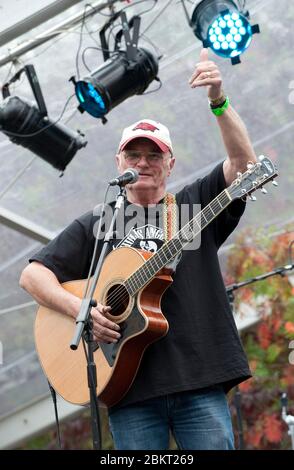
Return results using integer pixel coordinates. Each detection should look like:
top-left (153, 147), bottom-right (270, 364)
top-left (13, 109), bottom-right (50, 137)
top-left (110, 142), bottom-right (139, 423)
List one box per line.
top-left (228, 156), bottom-right (278, 201)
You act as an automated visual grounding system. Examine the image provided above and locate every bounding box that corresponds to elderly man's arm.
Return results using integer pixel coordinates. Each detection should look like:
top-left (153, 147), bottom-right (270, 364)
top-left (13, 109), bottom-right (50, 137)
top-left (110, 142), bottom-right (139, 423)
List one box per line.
top-left (189, 48), bottom-right (257, 186)
top-left (20, 262), bottom-right (120, 343)
top-left (215, 104), bottom-right (257, 186)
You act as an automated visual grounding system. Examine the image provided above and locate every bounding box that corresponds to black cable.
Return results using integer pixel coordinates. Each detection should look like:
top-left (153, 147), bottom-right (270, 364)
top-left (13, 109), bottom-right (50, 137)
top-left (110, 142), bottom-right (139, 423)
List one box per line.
top-left (140, 32), bottom-right (163, 57)
top-left (97, 0), bottom-right (158, 55)
top-left (1, 61), bottom-right (14, 86)
top-left (81, 46), bottom-right (100, 72)
top-left (1, 93), bottom-right (75, 138)
top-left (48, 381), bottom-right (62, 449)
top-left (76, 183), bottom-right (112, 450)
top-left (82, 337), bottom-right (102, 449)
top-left (107, 21), bottom-right (122, 50)
top-left (75, 5), bottom-right (89, 79)
top-left (1, 59), bottom-right (26, 93)
top-left (83, 184), bottom-right (111, 298)
top-left (81, 0), bottom-right (158, 39)
top-left (234, 386), bottom-right (245, 450)
top-left (84, 14), bottom-right (104, 50)
top-left (131, 0), bottom-right (158, 18)
top-left (140, 0), bottom-right (174, 36)
top-left (141, 76), bottom-right (162, 94)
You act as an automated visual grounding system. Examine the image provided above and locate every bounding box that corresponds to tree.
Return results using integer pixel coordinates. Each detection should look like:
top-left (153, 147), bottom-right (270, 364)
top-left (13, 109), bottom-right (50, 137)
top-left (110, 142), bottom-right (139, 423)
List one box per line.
top-left (226, 228), bottom-right (294, 449)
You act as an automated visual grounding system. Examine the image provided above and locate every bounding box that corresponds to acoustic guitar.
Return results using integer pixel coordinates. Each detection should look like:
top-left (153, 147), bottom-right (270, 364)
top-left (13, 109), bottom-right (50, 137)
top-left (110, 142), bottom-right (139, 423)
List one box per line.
top-left (35, 157), bottom-right (277, 407)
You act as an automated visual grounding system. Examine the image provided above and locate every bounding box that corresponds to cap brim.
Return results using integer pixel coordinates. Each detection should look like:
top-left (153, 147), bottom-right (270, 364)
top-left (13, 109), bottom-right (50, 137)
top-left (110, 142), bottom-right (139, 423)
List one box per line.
top-left (120, 135), bottom-right (170, 154)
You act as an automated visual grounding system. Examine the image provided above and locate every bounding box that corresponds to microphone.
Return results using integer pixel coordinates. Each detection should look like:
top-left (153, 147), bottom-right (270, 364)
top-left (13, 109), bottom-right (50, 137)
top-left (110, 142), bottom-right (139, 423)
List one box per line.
top-left (108, 168), bottom-right (139, 186)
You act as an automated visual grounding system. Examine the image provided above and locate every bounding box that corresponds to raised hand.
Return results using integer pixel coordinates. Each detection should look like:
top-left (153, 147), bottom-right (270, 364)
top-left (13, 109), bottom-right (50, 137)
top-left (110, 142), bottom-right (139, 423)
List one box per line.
top-left (189, 48), bottom-right (223, 101)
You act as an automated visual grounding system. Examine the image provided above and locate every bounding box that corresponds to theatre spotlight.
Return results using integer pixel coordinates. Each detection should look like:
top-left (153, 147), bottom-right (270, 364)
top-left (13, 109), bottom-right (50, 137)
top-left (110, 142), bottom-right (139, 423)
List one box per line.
top-left (0, 65), bottom-right (87, 172)
top-left (71, 12), bottom-right (159, 121)
top-left (187, 0), bottom-right (260, 64)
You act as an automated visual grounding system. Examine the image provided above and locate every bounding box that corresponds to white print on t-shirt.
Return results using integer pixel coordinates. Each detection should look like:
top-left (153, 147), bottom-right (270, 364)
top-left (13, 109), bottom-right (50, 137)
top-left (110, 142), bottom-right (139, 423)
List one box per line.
top-left (114, 224), bottom-right (164, 253)
top-left (139, 240), bottom-right (158, 253)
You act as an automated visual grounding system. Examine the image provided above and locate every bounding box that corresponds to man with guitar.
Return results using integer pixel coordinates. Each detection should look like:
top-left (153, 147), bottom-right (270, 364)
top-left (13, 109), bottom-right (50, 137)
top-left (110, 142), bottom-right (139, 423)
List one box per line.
top-left (20, 49), bottom-right (258, 450)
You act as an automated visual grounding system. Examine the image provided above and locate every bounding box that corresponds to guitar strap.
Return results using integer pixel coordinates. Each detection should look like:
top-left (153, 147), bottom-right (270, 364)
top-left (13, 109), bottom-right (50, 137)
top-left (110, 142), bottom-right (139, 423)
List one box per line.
top-left (163, 192), bottom-right (178, 241)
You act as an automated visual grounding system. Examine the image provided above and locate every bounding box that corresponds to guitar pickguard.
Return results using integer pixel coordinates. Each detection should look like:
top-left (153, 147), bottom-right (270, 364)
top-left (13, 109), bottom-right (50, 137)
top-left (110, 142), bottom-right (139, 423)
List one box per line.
top-left (99, 296), bottom-right (146, 367)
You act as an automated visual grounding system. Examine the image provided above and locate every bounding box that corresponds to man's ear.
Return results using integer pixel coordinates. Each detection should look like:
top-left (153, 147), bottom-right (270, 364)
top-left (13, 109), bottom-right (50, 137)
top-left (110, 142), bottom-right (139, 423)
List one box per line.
top-left (168, 156), bottom-right (176, 175)
top-left (116, 154), bottom-right (121, 170)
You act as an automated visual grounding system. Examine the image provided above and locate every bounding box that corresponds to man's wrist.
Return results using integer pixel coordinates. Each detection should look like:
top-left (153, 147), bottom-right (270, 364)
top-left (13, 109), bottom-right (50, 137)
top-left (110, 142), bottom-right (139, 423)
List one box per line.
top-left (210, 96), bottom-right (230, 116)
top-left (67, 295), bottom-right (82, 319)
top-left (208, 89), bottom-right (226, 107)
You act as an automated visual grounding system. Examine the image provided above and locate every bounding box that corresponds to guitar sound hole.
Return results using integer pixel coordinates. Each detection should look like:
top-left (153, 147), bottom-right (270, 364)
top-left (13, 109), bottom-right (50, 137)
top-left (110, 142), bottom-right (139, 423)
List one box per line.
top-left (106, 284), bottom-right (130, 317)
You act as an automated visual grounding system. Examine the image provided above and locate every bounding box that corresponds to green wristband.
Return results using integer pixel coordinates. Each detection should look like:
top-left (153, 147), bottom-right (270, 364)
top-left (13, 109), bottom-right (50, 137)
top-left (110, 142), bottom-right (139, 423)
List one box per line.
top-left (210, 96), bottom-right (230, 116)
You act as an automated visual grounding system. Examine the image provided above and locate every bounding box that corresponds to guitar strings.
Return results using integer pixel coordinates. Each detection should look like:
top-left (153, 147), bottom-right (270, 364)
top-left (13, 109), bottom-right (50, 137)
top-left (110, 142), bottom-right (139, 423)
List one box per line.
top-left (127, 191), bottom-right (230, 291)
top-left (103, 191), bottom-right (230, 311)
top-left (104, 167), bottom-right (267, 312)
top-left (102, 167), bottom-right (268, 311)
top-left (101, 192), bottom-right (230, 313)
top-left (104, 193), bottom-right (231, 309)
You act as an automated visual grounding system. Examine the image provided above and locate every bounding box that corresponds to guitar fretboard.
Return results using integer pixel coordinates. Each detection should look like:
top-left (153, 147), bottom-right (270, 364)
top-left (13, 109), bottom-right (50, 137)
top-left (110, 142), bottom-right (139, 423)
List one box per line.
top-left (125, 189), bottom-right (232, 295)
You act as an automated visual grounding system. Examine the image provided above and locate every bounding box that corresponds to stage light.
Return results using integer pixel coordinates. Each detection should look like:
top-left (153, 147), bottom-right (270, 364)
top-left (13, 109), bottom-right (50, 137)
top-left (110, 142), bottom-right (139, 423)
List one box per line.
top-left (72, 47), bottom-right (158, 120)
top-left (71, 12), bottom-right (159, 121)
top-left (189, 0), bottom-right (260, 64)
top-left (0, 65), bottom-right (87, 172)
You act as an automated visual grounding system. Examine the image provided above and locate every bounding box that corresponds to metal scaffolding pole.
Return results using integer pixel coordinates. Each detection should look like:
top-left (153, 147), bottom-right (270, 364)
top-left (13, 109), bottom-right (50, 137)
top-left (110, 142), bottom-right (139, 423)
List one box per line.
top-left (0, 0), bottom-right (84, 47)
top-left (0, 0), bottom-right (121, 67)
top-left (0, 206), bottom-right (55, 244)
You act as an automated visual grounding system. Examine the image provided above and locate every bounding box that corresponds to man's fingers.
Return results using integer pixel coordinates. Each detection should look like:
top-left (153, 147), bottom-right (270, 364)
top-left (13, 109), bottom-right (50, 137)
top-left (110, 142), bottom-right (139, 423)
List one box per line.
top-left (199, 48), bottom-right (209, 62)
top-left (190, 77), bottom-right (222, 88)
top-left (93, 324), bottom-right (121, 342)
top-left (91, 307), bottom-right (120, 331)
top-left (101, 305), bottom-right (111, 315)
top-left (94, 332), bottom-right (120, 343)
top-left (189, 62), bottom-right (217, 84)
top-left (91, 303), bottom-right (122, 343)
top-left (97, 302), bottom-right (111, 312)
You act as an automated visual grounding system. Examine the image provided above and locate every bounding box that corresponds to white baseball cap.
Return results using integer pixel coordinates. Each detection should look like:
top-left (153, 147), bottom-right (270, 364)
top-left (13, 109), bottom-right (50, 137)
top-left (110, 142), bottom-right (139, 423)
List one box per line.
top-left (118, 119), bottom-right (173, 154)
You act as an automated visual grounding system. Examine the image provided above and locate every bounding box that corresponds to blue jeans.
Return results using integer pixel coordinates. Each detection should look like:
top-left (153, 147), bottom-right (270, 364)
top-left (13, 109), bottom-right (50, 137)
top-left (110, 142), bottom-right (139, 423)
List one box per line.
top-left (108, 386), bottom-right (234, 450)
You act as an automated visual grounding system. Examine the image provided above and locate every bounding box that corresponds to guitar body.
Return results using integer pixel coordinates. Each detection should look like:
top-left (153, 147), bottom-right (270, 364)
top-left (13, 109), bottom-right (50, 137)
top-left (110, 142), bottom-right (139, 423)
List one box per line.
top-left (35, 246), bottom-right (172, 407)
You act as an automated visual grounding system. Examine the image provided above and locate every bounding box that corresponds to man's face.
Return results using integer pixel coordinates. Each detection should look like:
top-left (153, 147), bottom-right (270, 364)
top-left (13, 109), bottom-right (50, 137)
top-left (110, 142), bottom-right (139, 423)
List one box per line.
top-left (116, 138), bottom-right (175, 192)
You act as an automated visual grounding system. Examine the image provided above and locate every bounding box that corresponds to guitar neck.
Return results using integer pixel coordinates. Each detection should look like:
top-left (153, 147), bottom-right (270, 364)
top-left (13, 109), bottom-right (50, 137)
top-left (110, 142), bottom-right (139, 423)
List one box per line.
top-left (125, 189), bottom-right (232, 295)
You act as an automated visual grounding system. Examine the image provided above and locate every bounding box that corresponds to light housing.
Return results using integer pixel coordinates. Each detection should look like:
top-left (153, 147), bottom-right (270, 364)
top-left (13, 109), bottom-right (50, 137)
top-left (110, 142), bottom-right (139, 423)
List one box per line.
top-left (72, 12), bottom-right (159, 120)
top-left (73, 47), bottom-right (158, 120)
top-left (0, 65), bottom-right (87, 172)
top-left (190, 0), bottom-right (260, 64)
top-left (0, 96), bottom-right (87, 172)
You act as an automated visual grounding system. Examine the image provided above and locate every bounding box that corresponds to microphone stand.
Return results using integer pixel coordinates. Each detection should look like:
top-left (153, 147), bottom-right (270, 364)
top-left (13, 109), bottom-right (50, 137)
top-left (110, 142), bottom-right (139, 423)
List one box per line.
top-left (226, 262), bottom-right (294, 450)
top-left (70, 185), bottom-right (126, 450)
top-left (226, 263), bottom-right (294, 295)
top-left (281, 393), bottom-right (294, 450)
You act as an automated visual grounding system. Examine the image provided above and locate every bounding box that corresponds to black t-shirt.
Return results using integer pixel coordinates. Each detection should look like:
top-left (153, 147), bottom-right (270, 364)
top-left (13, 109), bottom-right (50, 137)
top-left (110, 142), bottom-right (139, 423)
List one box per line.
top-left (30, 162), bottom-right (251, 407)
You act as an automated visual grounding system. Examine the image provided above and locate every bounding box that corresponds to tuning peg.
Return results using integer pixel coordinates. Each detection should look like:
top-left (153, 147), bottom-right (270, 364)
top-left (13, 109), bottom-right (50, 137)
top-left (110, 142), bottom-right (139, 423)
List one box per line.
top-left (248, 195), bottom-right (257, 201)
top-left (272, 180), bottom-right (278, 186)
top-left (236, 172), bottom-right (242, 178)
top-left (246, 161), bottom-right (254, 170)
top-left (260, 187), bottom-right (268, 194)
